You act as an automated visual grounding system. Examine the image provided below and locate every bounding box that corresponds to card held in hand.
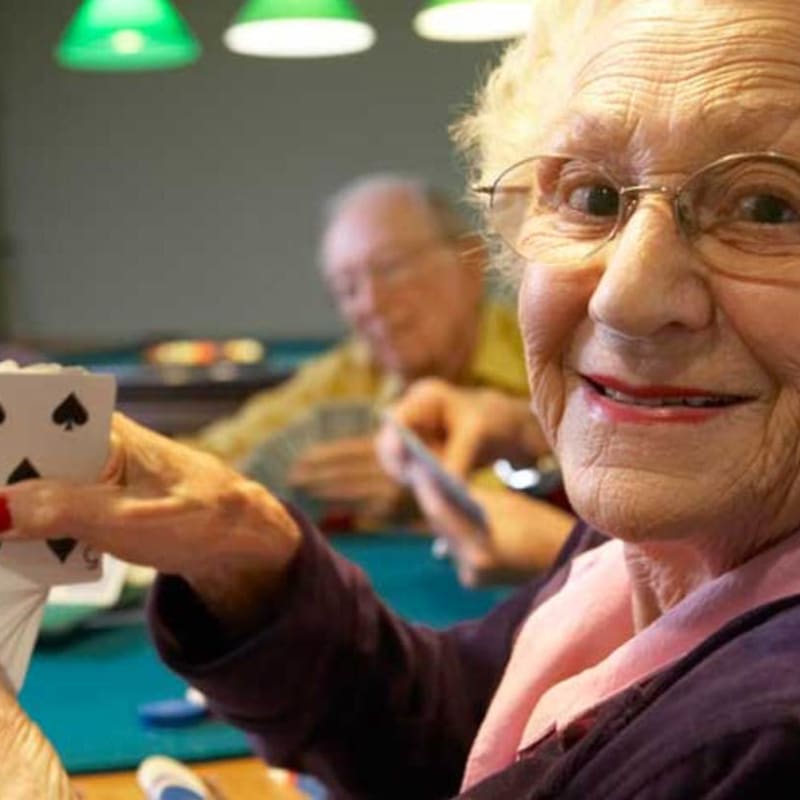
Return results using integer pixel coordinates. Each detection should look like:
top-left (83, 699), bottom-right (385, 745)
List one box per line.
top-left (383, 414), bottom-right (490, 543)
top-left (0, 363), bottom-right (116, 588)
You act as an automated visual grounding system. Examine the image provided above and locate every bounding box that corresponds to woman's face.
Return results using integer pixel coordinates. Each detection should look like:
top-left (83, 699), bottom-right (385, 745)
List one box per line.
top-left (519, 0), bottom-right (800, 554)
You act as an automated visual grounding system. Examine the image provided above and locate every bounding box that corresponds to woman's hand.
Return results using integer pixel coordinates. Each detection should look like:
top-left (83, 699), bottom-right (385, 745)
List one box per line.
top-left (410, 466), bottom-right (574, 586)
top-left (0, 686), bottom-right (75, 799)
top-left (378, 378), bottom-right (549, 480)
top-left (2, 413), bottom-right (302, 635)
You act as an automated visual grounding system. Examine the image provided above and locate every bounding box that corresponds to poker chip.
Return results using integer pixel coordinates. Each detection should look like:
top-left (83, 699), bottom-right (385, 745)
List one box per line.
top-left (137, 755), bottom-right (209, 799)
top-left (137, 697), bottom-right (208, 728)
top-left (184, 686), bottom-right (207, 708)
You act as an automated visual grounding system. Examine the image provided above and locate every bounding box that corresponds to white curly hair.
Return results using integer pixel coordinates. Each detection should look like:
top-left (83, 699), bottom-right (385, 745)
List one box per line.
top-left (453, 0), bottom-right (621, 277)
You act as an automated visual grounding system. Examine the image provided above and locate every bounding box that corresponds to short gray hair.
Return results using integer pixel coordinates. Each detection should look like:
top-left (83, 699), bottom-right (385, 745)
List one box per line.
top-left (323, 173), bottom-right (471, 242)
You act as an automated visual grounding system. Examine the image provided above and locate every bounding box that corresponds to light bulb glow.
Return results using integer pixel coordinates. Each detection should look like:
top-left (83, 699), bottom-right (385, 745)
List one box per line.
top-left (224, 18), bottom-right (375, 57)
top-left (111, 28), bottom-right (146, 53)
top-left (56, 0), bottom-right (200, 71)
top-left (414, 1), bottom-right (531, 42)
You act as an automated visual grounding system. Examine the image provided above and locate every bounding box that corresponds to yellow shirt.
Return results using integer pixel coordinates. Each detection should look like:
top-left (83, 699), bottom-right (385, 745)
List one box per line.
top-left (185, 300), bottom-right (528, 465)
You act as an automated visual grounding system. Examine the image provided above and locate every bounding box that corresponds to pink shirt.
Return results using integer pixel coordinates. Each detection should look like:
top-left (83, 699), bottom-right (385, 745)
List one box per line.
top-left (463, 530), bottom-right (800, 790)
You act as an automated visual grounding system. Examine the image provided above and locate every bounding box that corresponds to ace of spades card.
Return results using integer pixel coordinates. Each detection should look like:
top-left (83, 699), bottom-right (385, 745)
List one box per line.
top-left (0, 368), bottom-right (116, 588)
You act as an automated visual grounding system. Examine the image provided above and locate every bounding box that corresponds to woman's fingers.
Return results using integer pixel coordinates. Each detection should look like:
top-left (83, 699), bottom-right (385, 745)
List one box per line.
top-left (0, 410), bottom-right (303, 634)
top-left (3, 480), bottom-right (122, 544)
top-left (97, 413), bottom-right (127, 483)
top-left (1, 479), bottom-right (193, 571)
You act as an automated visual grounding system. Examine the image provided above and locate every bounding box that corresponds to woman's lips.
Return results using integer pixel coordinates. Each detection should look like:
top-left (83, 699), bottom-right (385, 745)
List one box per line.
top-left (580, 373), bottom-right (752, 424)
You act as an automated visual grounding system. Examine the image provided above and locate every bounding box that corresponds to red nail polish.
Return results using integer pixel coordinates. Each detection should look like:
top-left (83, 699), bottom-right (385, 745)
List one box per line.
top-left (0, 496), bottom-right (12, 533)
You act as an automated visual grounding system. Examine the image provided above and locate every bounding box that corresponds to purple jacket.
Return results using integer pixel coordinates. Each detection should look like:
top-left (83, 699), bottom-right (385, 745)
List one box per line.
top-left (149, 515), bottom-right (800, 799)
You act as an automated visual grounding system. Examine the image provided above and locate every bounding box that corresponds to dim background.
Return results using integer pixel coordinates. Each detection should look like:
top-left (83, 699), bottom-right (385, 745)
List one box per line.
top-left (0, 1), bottom-right (503, 345)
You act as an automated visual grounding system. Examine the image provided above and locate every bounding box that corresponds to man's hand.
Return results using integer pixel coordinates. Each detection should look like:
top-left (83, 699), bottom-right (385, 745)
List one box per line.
top-left (410, 467), bottom-right (574, 586)
top-left (378, 378), bottom-right (550, 480)
top-left (288, 436), bottom-right (407, 528)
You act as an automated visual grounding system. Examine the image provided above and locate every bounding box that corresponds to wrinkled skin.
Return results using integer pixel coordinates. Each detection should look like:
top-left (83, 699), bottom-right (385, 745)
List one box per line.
top-left (6, 414), bottom-right (301, 634)
top-left (517, 0), bottom-right (800, 623)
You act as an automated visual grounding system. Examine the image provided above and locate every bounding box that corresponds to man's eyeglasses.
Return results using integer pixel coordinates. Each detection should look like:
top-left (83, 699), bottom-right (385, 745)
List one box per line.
top-left (328, 238), bottom-right (452, 302)
top-left (474, 151), bottom-right (800, 277)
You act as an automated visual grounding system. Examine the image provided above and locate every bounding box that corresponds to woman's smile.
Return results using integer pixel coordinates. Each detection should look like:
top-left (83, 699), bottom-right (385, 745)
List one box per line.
top-left (579, 373), bottom-right (754, 424)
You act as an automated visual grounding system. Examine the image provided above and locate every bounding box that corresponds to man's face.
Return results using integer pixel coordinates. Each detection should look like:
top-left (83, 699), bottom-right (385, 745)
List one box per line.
top-left (322, 189), bottom-right (478, 380)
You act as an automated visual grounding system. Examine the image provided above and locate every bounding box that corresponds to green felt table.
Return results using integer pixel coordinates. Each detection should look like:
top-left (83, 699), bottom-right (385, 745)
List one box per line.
top-left (20, 533), bottom-right (511, 774)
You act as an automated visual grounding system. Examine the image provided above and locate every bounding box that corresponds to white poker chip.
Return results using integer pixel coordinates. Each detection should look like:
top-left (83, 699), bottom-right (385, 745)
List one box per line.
top-left (136, 754), bottom-right (209, 798)
top-left (185, 686), bottom-right (207, 708)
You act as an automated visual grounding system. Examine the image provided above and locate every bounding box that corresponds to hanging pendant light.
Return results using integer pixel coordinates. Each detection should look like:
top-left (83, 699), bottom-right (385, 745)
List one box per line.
top-left (56, 0), bottom-right (200, 71)
top-left (224, 0), bottom-right (375, 58)
top-left (413, 0), bottom-right (531, 42)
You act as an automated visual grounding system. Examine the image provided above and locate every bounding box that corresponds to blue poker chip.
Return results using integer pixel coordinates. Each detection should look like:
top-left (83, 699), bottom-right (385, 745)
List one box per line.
top-left (296, 774), bottom-right (330, 799)
top-left (137, 698), bottom-right (208, 729)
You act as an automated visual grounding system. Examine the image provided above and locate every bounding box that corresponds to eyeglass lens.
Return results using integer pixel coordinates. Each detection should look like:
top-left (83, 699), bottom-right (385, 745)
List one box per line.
top-left (488, 154), bottom-right (800, 274)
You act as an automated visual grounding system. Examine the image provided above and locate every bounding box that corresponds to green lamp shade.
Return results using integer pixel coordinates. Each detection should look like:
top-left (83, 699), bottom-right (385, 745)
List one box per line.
top-left (224, 0), bottom-right (375, 58)
top-left (56, 0), bottom-right (201, 71)
top-left (413, 0), bottom-right (531, 42)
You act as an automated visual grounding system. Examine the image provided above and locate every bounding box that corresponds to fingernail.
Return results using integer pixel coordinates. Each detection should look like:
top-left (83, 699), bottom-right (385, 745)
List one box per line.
top-left (0, 496), bottom-right (12, 533)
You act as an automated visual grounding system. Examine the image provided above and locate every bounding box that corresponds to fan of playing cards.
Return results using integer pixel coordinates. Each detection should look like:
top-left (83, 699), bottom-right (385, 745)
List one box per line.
top-left (0, 361), bottom-right (116, 691)
top-left (242, 399), bottom-right (377, 517)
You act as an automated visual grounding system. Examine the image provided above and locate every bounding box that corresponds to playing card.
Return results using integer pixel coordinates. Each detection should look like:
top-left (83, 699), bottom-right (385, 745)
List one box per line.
top-left (0, 585), bottom-right (47, 692)
top-left (242, 409), bottom-right (319, 494)
top-left (47, 554), bottom-right (128, 608)
top-left (0, 363), bottom-right (116, 587)
top-left (243, 431), bottom-right (298, 500)
top-left (284, 411), bottom-right (323, 456)
top-left (317, 400), bottom-right (377, 440)
top-left (0, 590), bottom-right (46, 653)
top-left (383, 414), bottom-right (490, 542)
top-left (244, 404), bottom-right (377, 521)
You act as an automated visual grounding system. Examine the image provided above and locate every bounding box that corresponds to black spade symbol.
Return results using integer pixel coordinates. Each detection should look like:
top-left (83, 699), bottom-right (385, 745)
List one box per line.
top-left (52, 392), bottom-right (88, 431)
top-left (47, 537), bottom-right (77, 563)
top-left (7, 458), bottom-right (40, 484)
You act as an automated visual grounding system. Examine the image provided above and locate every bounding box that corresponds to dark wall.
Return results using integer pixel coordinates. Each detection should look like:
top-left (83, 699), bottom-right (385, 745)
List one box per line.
top-left (0, 1), bottom-right (504, 342)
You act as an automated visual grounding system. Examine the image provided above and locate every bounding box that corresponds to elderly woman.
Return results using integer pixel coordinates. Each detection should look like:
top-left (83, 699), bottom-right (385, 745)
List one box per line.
top-left (6, 0), bottom-right (800, 796)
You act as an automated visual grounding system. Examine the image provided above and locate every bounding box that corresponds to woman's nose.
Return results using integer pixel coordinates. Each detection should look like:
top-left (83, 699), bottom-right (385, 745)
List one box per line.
top-left (587, 197), bottom-right (714, 339)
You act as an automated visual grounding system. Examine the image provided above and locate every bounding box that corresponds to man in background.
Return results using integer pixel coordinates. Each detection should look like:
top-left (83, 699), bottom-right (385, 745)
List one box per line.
top-left (185, 174), bottom-right (529, 525)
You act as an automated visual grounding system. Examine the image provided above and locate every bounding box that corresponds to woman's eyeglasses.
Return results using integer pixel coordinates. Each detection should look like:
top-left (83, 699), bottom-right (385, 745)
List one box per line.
top-left (474, 151), bottom-right (800, 277)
